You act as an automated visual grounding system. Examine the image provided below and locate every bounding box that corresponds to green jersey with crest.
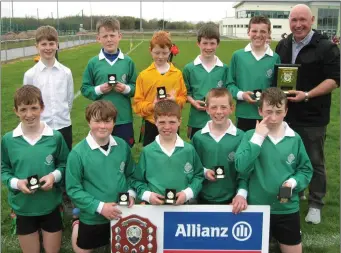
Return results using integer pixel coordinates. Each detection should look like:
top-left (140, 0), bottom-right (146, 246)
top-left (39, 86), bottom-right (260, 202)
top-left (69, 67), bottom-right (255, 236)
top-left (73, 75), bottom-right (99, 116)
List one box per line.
top-left (66, 136), bottom-right (135, 225)
top-left (192, 126), bottom-right (247, 203)
top-left (183, 61), bottom-right (229, 128)
top-left (235, 129), bottom-right (313, 214)
top-left (227, 49), bottom-right (280, 119)
top-left (1, 131), bottom-right (69, 216)
top-left (81, 51), bottom-right (137, 125)
top-left (132, 141), bottom-right (204, 200)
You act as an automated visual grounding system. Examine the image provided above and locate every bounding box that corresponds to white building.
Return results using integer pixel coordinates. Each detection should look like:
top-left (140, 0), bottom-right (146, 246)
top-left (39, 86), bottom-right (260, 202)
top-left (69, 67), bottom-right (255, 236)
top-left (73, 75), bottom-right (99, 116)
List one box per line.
top-left (219, 1), bottom-right (340, 40)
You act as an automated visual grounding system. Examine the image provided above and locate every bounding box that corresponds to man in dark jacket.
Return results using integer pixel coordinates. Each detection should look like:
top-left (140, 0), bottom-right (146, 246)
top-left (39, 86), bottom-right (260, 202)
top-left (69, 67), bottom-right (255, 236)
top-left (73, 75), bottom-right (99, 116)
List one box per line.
top-left (276, 4), bottom-right (340, 225)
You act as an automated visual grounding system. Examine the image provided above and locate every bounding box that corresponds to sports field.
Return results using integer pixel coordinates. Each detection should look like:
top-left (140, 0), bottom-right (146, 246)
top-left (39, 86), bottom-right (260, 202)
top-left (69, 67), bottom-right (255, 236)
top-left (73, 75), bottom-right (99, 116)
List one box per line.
top-left (1, 38), bottom-right (340, 253)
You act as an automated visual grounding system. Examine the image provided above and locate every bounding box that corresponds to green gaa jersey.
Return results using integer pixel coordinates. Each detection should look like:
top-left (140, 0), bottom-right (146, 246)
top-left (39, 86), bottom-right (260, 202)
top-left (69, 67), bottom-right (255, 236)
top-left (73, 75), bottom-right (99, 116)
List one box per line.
top-left (192, 120), bottom-right (247, 203)
top-left (227, 45), bottom-right (281, 119)
top-left (183, 56), bottom-right (229, 128)
top-left (1, 123), bottom-right (69, 216)
top-left (66, 134), bottom-right (135, 225)
top-left (81, 49), bottom-right (137, 125)
top-left (132, 135), bottom-right (204, 201)
top-left (235, 123), bottom-right (313, 214)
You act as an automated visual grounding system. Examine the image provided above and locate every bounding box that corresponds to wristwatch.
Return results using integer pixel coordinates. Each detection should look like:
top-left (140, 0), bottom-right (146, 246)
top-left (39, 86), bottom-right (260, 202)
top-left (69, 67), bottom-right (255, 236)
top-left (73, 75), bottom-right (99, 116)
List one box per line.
top-left (304, 92), bottom-right (309, 102)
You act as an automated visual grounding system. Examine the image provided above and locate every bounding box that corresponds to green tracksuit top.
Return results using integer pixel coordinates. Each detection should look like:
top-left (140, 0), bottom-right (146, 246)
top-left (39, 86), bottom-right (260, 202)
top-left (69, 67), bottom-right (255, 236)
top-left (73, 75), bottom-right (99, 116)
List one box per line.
top-left (132, 136), bottom-right (204, 200)
top-left (235, 125), bottom-right (313, 214)
top-left (227, 46), bottom-right (281, 120)
top-left (1, 125), bottom-right (69, 216)
top-left (192, 121), bottom-right (247, 203)
top-left (66, 134), bottom-right (135, 225)
top-left (81, 50), bottom-right (137, 125)
top-left (183, 56), bottom-right (229, 128)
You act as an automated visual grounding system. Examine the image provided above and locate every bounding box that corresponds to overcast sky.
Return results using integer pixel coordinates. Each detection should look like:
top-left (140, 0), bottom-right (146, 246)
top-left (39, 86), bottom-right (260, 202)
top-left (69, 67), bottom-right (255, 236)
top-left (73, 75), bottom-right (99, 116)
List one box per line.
top-left (2, 2), bottom-right (236, 23)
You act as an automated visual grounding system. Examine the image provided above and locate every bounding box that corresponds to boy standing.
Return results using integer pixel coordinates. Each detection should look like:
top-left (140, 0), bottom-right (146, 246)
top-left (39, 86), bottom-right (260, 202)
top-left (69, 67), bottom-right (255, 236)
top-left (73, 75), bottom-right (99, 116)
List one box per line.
top-left (132, 100), bottom-right (204, 205)
top-left (81, 17), bottom-right (137, 147)
top-left (183, 23), bottom-right (229, 139)
top-left (133, 31), bottom-right (187, 146)
top-left (192, 88), bottom-right (247, 214)
top-left (66, 100), bottom-right (135, 252)
top-left (2, 85), bottom-right (69, 253)
top-left (227, 16), bottom-right (281, 132)
top-left (235, 87), bottom-right (313, 253)
top-left (24, 25), bottom-right (74, 151)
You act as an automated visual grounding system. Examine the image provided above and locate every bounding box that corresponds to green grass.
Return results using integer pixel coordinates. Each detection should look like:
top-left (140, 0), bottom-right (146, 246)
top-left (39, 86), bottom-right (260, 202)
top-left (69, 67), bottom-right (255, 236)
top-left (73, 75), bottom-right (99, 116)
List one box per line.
top-left (1, 39), bottom-right (340, 253)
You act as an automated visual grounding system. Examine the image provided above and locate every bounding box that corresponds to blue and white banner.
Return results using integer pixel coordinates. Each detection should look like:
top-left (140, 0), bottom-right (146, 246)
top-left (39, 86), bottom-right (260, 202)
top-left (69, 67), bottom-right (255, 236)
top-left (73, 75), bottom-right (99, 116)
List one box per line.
top-left (111, 205), bottom-right (270, 253)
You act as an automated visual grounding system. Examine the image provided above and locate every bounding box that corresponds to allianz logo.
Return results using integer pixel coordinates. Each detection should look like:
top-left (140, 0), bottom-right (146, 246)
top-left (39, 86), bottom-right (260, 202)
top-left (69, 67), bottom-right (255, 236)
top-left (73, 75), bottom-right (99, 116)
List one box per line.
top-left (175, 221), bottom-right (252, 241)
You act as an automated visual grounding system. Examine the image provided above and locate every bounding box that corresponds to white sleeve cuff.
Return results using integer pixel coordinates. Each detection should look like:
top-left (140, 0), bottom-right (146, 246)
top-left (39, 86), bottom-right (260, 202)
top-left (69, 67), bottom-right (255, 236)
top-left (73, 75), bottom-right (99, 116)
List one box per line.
top-left (51, 170), bottom-right (62, 183)
top-left (10, 178), bottom-right (19, 190)
top-left (237, 189), bottom-right (248, 199)
top-left (142, 191), bottom-right (152, 203)
top-left (95, 85), bottom-right (103, 95)
top-left (97, 201), bottom-right (104, 214)
top-left (237, 91), bottom-right (244, 100)
top-left (250, 132), bottom-right (265, 146)
top-left (284, 178), bottom-right (297, 189)
top-left (182, 187), bottom-right (194, 202)
top-left (122, 85), bottom-right (131, 95)
top-left (128, 189), bottom-right (136, 199)
top-left (203, 167), bottom-right (209, 179)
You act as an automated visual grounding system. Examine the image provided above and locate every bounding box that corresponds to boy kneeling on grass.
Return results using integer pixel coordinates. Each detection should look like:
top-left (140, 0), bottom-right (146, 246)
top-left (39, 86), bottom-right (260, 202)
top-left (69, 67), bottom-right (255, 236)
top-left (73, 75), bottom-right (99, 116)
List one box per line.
top-left (1, 85), bottom-right (69, 253)
top-left (66, 100), bottom-right (136, 253)
top-left (132, 99), bottom-right (204, 205)
top-left (235, 87), bottom-right (313, 253)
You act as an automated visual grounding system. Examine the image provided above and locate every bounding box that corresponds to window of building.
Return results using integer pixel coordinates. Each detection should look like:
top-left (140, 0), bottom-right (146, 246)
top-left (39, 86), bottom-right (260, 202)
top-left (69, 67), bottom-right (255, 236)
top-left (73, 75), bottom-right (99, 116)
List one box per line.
top-left (317, 8), bottom-right (340, 39)
top-left (273, 25), bottom-right (282, 29)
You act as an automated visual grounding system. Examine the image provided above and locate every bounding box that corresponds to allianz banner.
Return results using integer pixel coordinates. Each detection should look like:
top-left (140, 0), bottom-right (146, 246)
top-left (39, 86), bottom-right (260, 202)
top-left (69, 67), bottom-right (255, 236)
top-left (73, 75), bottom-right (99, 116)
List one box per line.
top-left (111, 205), bottom-right (270, 253)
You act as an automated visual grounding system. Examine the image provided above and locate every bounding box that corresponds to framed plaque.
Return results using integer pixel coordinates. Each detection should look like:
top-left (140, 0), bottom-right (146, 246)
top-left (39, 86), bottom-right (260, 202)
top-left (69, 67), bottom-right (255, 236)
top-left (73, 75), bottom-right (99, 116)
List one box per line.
top-left (274, 64), bottom-right (301, 96)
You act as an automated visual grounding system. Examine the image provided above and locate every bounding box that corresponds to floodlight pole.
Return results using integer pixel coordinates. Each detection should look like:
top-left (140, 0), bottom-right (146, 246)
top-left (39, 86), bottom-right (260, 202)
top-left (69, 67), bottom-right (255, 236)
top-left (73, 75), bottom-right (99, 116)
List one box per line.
top-left (57, 0), bottom-right (60, 33)
top-left (162, 0), bottom-right (165, 30)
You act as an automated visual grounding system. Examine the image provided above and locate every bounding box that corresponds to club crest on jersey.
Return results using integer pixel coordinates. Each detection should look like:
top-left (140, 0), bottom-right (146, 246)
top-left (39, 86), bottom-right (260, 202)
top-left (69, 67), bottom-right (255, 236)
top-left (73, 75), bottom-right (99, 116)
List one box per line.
top-left (286, 154), bottom-right (295, 165)
top-left (266, 69), bottom-right (273, 78)
top-left (217, 80), bottom-right (223, 87)
top-left (121, 74), bottom-right (127, 83)
top-left (184, 162), bottom-right (193, 174)
top-left (120, 162), bottom-right (125, 173)
top-left (44, 154), bottom-right (54, 165)
top-left (227, 151), bottom-right (235, 162)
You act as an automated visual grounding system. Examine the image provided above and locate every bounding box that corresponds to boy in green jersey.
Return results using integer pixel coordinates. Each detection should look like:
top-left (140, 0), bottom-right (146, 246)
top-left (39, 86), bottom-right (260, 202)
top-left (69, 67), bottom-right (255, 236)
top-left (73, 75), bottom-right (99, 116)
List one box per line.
top-left (227, 15), bottom-right (281, 132)
top-left (132, 100), bottom-right (204, 205)
top-left (66, 100), bottom-right (136, 252)
top-left (183, 23), bottom-right (229, 139)
top-left (1, 85), bottom-right (69, 253)
top-left (235, 87), bottom-right (312, 253)
top-left (192, 88), bottom-right (247, 214)
top-left (81, 17), bottom-right (137, 147)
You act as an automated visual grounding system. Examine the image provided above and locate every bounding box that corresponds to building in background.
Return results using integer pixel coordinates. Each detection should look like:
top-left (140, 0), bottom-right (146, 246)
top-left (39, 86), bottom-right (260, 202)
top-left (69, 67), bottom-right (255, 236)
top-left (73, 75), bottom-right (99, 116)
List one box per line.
top-left (219, 1), bottom-right (340, 40)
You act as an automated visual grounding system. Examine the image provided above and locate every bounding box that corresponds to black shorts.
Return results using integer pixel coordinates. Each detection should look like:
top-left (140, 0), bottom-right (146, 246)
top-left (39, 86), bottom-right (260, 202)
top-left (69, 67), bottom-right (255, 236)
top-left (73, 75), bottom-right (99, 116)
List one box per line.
top-left (112, 123), bottom-right (135, 147)
top-left (270, 211), bottom-right (301, 245)
top-left (16, 207), bottom-right (62, 235)
top-left (57, 125), bottom-right (73, 151)
top-left (77, 221), bottom-right (110, 250)
top-left (237, 118), bottom-right (257, 132)
top-left (197, 196), bottom-right (233, 205)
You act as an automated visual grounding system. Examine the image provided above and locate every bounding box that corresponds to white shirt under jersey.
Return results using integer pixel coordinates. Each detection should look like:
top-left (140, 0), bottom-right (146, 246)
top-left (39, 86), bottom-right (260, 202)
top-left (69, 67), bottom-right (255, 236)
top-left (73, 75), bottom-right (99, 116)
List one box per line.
top-left (23, 60), bottom-right (74, 130)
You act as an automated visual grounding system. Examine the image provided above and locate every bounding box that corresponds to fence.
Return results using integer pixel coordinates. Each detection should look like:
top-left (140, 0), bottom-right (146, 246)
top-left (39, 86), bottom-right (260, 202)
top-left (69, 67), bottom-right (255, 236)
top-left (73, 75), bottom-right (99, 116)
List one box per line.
top-left (1, 34), bottom-right (97, 62)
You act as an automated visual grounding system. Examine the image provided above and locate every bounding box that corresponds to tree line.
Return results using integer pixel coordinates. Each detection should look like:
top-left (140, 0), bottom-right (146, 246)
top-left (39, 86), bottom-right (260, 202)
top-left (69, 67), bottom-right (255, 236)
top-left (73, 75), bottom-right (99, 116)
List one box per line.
top-left (1, 15), bottom-right (218, 34)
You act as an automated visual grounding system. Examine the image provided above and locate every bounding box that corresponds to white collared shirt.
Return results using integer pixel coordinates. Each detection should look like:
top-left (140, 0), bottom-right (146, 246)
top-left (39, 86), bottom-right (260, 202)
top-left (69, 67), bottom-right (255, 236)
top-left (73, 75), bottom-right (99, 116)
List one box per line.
top-left (94, 49), bottom-right (131, 95)
top-left (85, 132), bottom-right (136, 213)
top-left (201, 119), bottom-right (237, 142)
top-left (244, 43), bottom-right (274, 61)
top-left (193, 55), bottom-right (224, 73)
top-left (10, 122), bottom-right (62, 189)
top-left (23, 60), bottom-right (74, 130)
top-left (155, 134), bottom-right (184, 157)
top-left (200, 120), bottom-right (247, 199)
top-left (237, 44), bottom-right (274, 100)
top-left (85, 131), bottom-right (117, 156)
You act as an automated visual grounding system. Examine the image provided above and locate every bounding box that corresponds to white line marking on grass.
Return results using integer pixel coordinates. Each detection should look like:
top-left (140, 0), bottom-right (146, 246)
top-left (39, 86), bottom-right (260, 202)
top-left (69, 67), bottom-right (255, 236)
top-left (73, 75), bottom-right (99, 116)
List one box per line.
top-left (74, 40), bottom-right (144, 100)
